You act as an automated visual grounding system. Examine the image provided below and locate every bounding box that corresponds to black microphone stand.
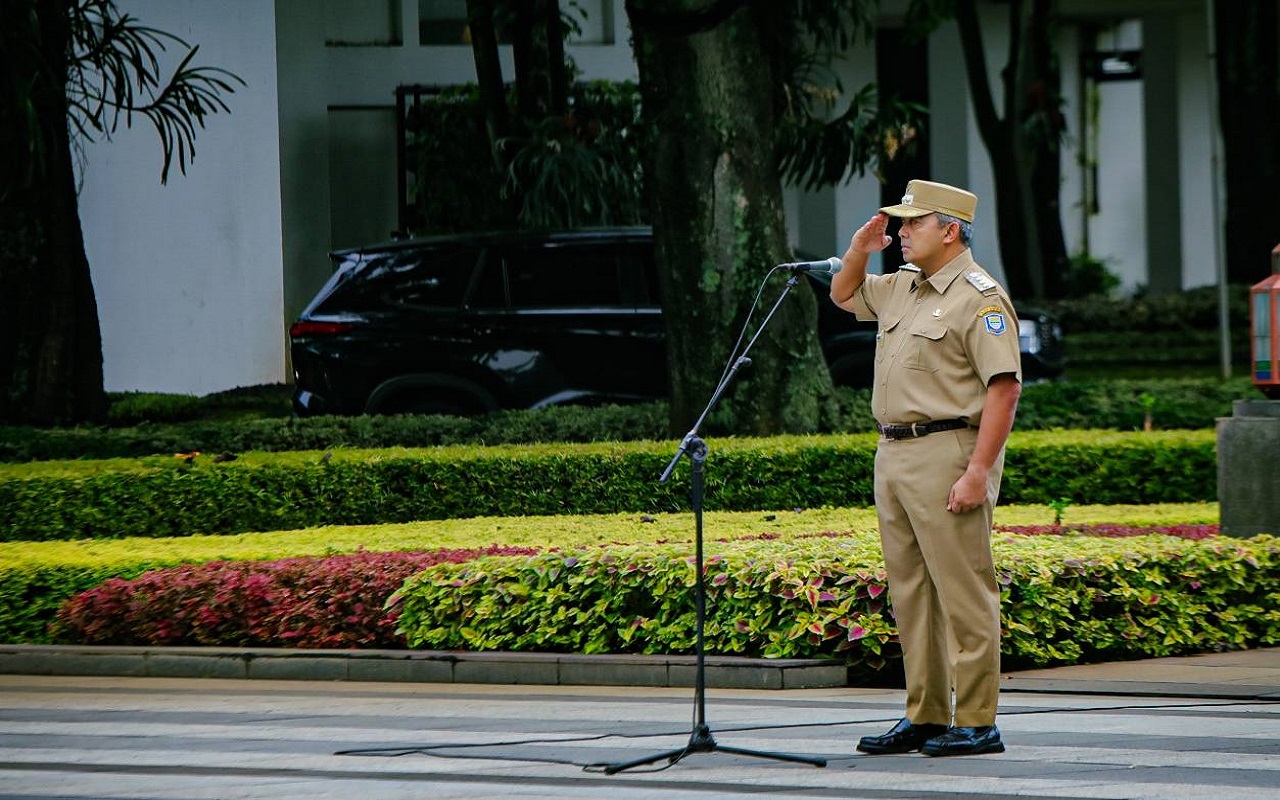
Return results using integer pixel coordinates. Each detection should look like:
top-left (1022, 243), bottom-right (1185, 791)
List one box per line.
top-left (603, 272), bottom-right (827, 774)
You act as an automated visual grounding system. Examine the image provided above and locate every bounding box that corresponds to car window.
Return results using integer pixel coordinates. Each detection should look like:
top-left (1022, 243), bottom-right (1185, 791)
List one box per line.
top-left (504, 244), bottom-right (627, 308)
top-left (318, 246), bottom-right (479, 313)
top-left (623, 244), bottom-right (661, 307)
top-left (468, 249), bottom-right (507, 309)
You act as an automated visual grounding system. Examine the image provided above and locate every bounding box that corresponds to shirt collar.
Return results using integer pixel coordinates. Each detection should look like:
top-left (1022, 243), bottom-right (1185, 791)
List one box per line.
top-left (917, 250), bottom-right (976, 295)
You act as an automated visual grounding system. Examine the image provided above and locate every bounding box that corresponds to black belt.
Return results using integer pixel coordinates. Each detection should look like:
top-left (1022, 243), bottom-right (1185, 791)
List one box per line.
top-left (877, 419), bottom-right (969, 440)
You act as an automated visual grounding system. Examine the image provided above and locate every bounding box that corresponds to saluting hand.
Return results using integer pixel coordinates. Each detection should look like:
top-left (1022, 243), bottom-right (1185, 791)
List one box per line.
top-left (850, 212), bottom-right (893, 254)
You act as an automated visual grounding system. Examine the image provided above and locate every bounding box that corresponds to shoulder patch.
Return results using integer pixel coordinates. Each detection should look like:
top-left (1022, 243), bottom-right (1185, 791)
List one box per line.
top-left (978, 305), bottom-right (1008, 335)
top-left (964, 270), bottom-right (996, 292)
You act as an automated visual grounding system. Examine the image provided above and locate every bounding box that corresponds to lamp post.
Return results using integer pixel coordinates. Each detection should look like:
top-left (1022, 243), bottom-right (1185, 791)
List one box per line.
top-left (1250, 245), bottom-right (1280, 399)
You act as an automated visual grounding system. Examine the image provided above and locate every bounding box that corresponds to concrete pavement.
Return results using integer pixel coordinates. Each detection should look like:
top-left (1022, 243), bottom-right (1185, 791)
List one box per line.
top-left (1, 647), bottom-right (1278, 799)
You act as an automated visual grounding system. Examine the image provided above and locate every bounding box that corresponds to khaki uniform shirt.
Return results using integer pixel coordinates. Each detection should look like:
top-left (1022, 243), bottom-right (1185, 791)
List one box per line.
top-left (850, 250), bottom-right (1022, 427)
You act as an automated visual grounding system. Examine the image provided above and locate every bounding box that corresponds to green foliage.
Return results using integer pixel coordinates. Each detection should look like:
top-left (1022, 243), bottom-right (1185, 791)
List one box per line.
top-left (403, 85), bottom-right (508, 232)
top-left (503, 81), bottom-right (645, 230)
top-left (3, 376), bottom-right (1259, 463)
top-left (0, 401), bottom-right (672, 462)
top-left (390, 539), bottom-right (894, 659)
top-left (1015, 377), bottom-right (1263, 430)
top-left (775, 83), bottom-right (925, 191)
top-left (105, 392), bottom-right (205, 426)
top-left (1, 1), bottom-right (242, 193)
top-left (391, 532), bottom-right (1280, 670)
top-left (1048, 284), bottom-right (1251, 335)
top-left (404, 81), bottom-right (644, 234)
top-left (0, 502), bottom-right (1223, 646)
top-left (0, 431), bottom-right (1219, 542)
top-left (1047, 497), bottom-right (1070, 527)
top-left (1000, 431), bottom-right (1215, 506)
top-left (995, 534), bottom-right (1280, 666)
top-left (1062, 252), bottom-right (1122, 298)
top-left (0, 559), bottom-right (184, 644)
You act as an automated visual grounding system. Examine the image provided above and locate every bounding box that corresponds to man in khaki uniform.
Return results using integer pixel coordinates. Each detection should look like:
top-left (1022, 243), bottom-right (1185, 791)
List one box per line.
top-left (830, 179), bottom-right (1021, 757)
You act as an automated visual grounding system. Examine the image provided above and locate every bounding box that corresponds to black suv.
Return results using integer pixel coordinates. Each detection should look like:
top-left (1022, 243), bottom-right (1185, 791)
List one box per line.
top-left (289, 228), bottom-right (1064, 416)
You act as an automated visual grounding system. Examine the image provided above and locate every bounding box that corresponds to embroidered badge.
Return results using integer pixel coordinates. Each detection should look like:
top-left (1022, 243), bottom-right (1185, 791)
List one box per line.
top-left (965, 270), bottom-right (996, 292)
top-left (982, 311), bottom-right (1007, 335)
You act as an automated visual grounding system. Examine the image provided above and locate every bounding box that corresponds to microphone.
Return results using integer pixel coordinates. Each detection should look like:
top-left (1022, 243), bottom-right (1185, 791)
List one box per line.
top-left (778, 256), bottom-right (843, 275)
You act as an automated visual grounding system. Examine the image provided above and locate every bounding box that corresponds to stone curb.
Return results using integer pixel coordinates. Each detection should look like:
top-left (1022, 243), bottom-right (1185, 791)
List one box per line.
top-left (0, 645), bottom-right (848, 690)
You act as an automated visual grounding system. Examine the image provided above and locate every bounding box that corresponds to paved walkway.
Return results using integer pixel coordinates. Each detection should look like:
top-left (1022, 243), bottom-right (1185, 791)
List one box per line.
top-left (1, 648), bottom-right (1278, 799)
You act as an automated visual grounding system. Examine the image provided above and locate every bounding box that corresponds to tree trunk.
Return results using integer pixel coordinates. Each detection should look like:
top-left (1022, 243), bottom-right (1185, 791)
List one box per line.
top-left (0, 0), bottom-right (106, 425)
top-left (626, 0), bottom-right (836, 436)
top-left (954, 0), bottom-right (1068, 301)
top-left (1215, 0), bottom-right (1280, 284)
top-left (1025, 0), bottom-right (1067, 299)
top-left (465, 0), bottom-right (511, 174)
top-left (542, 0), bottom-right (569, 117)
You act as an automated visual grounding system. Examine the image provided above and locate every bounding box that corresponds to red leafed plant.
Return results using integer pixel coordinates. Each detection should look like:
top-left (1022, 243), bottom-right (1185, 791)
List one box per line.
top-left (993, 524), bottom-right (1219, 539)
top-left (53, 546), bottom-right (538, 648)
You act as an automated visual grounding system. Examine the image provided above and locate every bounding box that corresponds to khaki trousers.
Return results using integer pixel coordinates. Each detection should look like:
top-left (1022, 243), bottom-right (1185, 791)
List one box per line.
top-left (874, 428), bottom-right (1003, 728)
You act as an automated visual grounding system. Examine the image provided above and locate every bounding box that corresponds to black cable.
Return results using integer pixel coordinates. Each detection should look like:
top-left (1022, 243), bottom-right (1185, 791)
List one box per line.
top-left (337, 730), bottom-right (697, 773)
top-left (712, 267), bottom-right (782, 392)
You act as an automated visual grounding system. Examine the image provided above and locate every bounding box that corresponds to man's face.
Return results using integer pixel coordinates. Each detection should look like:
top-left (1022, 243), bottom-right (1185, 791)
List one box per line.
top-left (896, 213), bottom-right (953, 266)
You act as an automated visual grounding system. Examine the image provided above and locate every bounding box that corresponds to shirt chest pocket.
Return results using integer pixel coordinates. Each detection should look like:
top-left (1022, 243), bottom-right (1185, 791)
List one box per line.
top-left (905, 323), bottom-right (948, 371)
top-left (875, 315), bottom-right (905, 365)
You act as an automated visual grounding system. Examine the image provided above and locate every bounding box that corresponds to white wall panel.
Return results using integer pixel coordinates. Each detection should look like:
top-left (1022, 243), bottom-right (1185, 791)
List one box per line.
top-left (79, 0), bottom-right (283, 395)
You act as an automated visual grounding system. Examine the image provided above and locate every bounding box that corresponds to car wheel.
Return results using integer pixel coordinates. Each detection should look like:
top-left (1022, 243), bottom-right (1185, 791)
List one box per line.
top-left (366, 376), bottom-right (499, 417)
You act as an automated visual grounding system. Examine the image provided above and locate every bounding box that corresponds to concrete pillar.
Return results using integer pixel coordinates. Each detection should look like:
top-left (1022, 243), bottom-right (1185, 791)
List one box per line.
top-left (1217, 400), bottom-right (1280, 537)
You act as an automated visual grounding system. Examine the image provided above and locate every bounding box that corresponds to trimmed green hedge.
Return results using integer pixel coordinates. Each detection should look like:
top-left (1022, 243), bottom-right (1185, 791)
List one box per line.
top-left (0, 431), bottom-right (1216, 542)
top-left (0, 403), bottom-right (675, 463)
top-left (391, 533), bottom-right (1280, 672)
top-left (0, 377), bottom-right (1261, 463)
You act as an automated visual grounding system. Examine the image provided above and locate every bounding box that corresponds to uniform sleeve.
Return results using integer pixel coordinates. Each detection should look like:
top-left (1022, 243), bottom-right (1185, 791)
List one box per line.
top-left (964, 292), bottom-right (1023, 385)
top-left (849, 273), bottom-right (891, 322)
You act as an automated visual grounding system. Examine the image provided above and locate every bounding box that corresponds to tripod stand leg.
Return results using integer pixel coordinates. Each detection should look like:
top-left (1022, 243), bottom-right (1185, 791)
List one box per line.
top-left (603, 725), bottom-right (826, 773)
top-left (713, 743), bottom-right (827, 768)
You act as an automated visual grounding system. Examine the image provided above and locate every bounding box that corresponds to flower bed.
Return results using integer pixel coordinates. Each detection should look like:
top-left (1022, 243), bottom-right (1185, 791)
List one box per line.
top-left (48, 530), bottom-right (1280, 678)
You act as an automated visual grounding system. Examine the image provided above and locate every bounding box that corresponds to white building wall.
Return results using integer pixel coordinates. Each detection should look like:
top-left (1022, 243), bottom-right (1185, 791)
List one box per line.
top-left (1091, 21), bottom-right (1149, 293)
top-left (1059, 24), bottom-right (1087, 262)
top-left (79, 0), bottom-right (283, 395)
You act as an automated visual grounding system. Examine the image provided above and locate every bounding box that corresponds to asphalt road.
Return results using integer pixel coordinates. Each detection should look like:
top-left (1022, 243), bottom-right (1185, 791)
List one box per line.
top-left (3, 670), bottom-right (1280, 800)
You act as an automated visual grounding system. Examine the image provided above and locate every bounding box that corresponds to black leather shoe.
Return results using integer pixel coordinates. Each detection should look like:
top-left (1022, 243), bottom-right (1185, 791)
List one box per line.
top-left (921, 725), bottom-right (1005, 756)
top-left (856, 718), bottom-right (949, 754)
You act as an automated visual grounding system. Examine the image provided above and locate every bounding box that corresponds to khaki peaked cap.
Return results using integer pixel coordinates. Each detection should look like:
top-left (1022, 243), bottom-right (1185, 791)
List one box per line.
top-left (880, 179), bottom-right (978, 223)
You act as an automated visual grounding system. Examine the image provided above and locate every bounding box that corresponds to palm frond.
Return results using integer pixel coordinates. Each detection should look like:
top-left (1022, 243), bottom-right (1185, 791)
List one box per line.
top-left (63, 1), bottom-right (244, 183)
